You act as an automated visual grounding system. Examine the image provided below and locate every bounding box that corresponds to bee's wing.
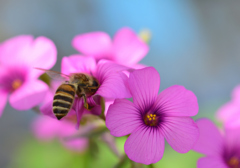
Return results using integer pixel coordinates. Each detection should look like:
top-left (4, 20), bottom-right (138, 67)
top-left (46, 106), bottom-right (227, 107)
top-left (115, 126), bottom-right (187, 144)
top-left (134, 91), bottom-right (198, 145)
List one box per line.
top-left (35, 68), bottom-right (70, 81)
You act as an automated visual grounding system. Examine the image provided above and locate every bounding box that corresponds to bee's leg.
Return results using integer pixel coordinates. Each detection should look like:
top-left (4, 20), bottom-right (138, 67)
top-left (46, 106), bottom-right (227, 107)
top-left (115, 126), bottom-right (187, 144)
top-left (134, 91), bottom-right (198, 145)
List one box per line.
top-left (87, 86), bottom-right (98, 89)
top-left (86, 86), bottom-right (99, 92)
top-left (81, 94), bottom-right (89, 110)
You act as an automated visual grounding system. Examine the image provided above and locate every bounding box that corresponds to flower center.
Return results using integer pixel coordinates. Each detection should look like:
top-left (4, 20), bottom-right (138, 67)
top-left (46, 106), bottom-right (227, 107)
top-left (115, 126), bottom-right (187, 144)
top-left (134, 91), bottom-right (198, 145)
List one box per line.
top-left (228, 156), bottom-right (240, 168)
top-left (12, 79), bottom-right (22, 90)
top-left (144, 113), bottom-right (159, 127)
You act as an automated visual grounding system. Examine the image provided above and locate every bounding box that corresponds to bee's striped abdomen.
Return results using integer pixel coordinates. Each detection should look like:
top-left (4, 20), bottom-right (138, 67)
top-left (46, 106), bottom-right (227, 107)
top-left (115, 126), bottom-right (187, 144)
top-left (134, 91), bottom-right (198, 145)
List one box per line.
top-left (53, 84), bottom-right (76, 120)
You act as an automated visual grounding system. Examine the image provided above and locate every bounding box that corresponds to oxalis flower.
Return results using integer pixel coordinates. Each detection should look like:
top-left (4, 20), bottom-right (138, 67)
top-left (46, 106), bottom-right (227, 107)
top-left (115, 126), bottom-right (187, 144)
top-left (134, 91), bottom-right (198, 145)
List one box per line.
top-left (217, 85), bottom-right (240, 128)
top-left (106, 67), bottom-right (199, 165)
top-left (193, 118), bottom-right (240, 168)
top-left (72, 27), bottom-right (148, 68)
top-left (41, 55), bottom-right (131, 127)
top-left (0, 35), bottom-right (57, 115)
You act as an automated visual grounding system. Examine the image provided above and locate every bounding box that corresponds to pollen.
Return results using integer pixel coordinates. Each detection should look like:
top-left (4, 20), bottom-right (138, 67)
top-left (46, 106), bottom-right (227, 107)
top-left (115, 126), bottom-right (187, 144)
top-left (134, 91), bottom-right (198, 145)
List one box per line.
top-left (228, 156), bottom-right (239, 168)
top-left (144, 113), bottom-right (159, 126)
top-left (12, 79), bottom-right (22, 90)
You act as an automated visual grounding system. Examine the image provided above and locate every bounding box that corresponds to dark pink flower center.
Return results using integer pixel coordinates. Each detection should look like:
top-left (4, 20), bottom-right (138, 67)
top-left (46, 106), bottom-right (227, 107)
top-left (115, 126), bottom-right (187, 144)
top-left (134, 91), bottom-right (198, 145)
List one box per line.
top-left (12, 79), bottom-right (23, 90)
top-left (0, 67), bottom-right (27, 92)
top-left (228, 156), bottom-right (240, 168)
top-left (143, 113), bottom-right (159, 127)
top-left (223, 147), bottom-right (240, 168)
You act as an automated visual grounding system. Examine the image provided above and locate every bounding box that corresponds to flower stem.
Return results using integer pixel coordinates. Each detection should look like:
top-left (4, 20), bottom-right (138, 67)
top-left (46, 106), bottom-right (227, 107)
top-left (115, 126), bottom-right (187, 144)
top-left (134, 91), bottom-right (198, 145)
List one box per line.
top-left (32, 106), bottom-right (41, 114)
top-left (99, 112), bottom-right (106, 121)
top-left (101, 132), bottom-right (121, 158)
top-left (99, 97), bottom-right (106, 121)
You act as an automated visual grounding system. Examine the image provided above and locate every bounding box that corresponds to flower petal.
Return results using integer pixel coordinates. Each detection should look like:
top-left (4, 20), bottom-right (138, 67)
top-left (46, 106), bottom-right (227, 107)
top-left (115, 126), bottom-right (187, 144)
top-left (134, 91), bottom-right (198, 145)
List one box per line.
top-left (224, 113), bottom-right (240, 128)
top-left (95, 60), bottom-right (131, 83)
top-left (96, 73), bottom-right (131, 99)
top-left (197, 156), bottom-right (228, 168)
top-left (106, 99), bottom-right (142, 137)
top-left (128, 67), bottom-right (160, 112)
top-left (131, 63), bottom-right (147, 70)
top-left (72, 98), bottom-right (85, 129)
top-left (28, 36), bottom-right (57, 78)
top-left (40, 100), bottom-right (57, 119)
top-left (153, 85), bottom-right (198, 117)
top-left (124, 126), bottom-right (164, 165)
top-left (95, 61), bottom-right (131, 99)
top-left (104, 98), bottom-right (114, 115)
top-left (192, 119), bottom-right (224, 156)
top-left (161, 116), bottom-right (199, 153)
top-left (9, 80), bottom-right (48, 110)
top-left (61, 55), bottom-right (97, 75)
top-left (72, 32), bottom-right (112, 60)
top-left (32, 116), bottom-right (60, 140)
top-left (62, 138), bottom-right (88, 152)
top-left (231, 85), bottom-right (240, 103)
top-left (224, 125), bottom-right (240, 151)
top-left (216, 102), bottom-right (239, 124)
top-left (217, 85), bottom-right (240, 124)
top-left (113, 27), bottom-right (149, 66)
top-left (0, 36), bottom-right (57, 78)
top-left (0, 89), bottom-right (8, 117)
top-left (32, 116), bottom-right (88, 152)
top-left (0, 35), bottom-right (33, 66)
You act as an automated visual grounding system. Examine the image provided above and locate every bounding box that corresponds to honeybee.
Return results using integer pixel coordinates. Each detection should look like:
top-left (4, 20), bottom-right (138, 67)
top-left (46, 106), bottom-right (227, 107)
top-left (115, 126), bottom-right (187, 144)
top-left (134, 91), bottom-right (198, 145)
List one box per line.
top-left (36, 68), bottom-right (100, 120)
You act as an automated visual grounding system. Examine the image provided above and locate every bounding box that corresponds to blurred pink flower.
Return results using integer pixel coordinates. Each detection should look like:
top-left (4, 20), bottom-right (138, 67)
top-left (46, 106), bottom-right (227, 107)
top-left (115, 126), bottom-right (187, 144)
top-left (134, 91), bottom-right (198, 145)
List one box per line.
top-left (32, 116), bottom-right (88, 152)
top-left (72, 27), bottom-right (149, 68)
top-left (0, 35), bottom-right (57, 116)
top-left (193, 118), bottom-right (240, 168)
top-left (106, 67), bottom-right (199, 165)
top-left (217, 85), bottom-right (240, 128)
top-left (41, 55), bottom-right (131, 127)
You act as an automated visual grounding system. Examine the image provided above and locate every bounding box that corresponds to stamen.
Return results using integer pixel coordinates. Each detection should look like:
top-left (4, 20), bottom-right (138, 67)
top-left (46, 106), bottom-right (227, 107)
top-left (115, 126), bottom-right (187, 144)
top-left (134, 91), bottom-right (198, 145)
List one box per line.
top-left (144, 113), bottom-right (159, 127)
top-left (12, 79), bottom-right (22, 90)
top-left (228, 156), bottom-right (239, 168)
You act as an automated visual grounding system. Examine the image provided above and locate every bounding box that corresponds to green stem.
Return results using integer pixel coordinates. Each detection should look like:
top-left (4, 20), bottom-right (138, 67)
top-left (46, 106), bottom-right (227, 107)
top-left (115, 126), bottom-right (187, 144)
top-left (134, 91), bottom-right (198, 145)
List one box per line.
top-left (99, 112), bottom-right (106, 121)
top-left (99, 97), bottom-right (106, 121)
top-left (32, 106), bottom-right (41, 114)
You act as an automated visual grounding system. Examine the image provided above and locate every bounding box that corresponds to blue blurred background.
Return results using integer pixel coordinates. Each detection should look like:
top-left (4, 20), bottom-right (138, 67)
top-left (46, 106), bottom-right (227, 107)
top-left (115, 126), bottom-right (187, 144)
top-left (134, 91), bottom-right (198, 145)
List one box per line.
top-left (0, 0), bottom-right (240, 167)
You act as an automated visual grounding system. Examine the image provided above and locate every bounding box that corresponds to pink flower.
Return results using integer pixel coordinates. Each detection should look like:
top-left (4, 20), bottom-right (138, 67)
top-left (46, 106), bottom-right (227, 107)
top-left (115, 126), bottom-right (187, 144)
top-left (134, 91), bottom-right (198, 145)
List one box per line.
top-left (217, 85), bottom-right (240, 128)
top-left (193, 118), bottom-right (240, 168)
top-left (32, 116), bottom-right (88, 152)
top-left (41, 55), bottom-right (131, 127)
top-left (0, 35), bottom-right (57, 116)
top-left (72, 27), bottom-right (149, 68)
top-left (106, 67), bottom-right (199, 165)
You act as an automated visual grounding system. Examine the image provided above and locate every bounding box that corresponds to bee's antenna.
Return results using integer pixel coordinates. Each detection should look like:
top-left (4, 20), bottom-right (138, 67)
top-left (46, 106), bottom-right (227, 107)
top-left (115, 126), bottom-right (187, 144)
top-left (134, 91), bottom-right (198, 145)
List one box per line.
top-left (34, 67), bottom-right (46, 71)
